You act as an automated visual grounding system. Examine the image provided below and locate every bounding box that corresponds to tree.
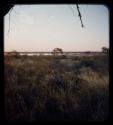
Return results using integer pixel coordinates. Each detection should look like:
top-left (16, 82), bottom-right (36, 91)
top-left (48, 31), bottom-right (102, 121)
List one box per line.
top-left (52, 48), bottom-right (63, 56)
top-left (9, 50), bottom-right (20, 57)
top-left (102, 47), bottom-right (109, 54)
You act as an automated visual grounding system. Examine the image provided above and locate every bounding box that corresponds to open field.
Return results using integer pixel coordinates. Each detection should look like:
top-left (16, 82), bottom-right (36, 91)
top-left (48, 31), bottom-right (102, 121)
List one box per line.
top-left (4, 55), bottom-right (109, 121)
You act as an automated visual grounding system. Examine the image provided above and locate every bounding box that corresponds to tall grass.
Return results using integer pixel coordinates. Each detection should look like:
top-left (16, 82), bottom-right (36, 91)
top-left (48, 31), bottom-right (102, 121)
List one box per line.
top-left (4, 55), bottom-right (109, 121)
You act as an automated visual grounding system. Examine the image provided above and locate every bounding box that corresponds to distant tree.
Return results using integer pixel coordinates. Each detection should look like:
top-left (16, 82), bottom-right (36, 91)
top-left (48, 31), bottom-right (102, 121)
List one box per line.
top-left (52, 48), bottom-right (63, 56)
top-left (85, 51), bottom-right (91, 54)
top-left (102, 47), bottom-right (109, 54)
top-left (9, 50), bottom-right (20, 57)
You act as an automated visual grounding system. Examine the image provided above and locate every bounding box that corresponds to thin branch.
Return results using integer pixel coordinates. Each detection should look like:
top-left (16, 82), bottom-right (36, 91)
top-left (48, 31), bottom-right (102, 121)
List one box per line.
top-left (7, 7), bottom-right (13, 37)
top-left (68, 5), bottom-right (75, 17)
top-left (76, 4), bottom-right (84, 28)
top-left (67, 4), bottom-right (85, 28)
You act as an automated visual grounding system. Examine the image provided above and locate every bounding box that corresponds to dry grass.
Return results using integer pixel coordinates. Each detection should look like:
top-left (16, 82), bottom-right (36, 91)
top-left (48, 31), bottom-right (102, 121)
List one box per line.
top-left (4, 55), bottom-right (109, 121)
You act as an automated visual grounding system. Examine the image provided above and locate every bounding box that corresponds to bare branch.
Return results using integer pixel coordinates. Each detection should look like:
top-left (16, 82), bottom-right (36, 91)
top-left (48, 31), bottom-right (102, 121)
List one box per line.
top-left (67, 4), bottom-right (85, 28)
top-left (7, 7), bottom-right (13, 37)
top-left (76, 4), bottom-right (84, 28)
top-left (68, 5), bottom-right (75, 17)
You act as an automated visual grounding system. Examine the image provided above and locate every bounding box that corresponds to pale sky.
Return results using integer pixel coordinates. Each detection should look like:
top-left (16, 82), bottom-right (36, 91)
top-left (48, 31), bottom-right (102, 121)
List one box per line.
top-left (4, 4), bottom-right (109, 52)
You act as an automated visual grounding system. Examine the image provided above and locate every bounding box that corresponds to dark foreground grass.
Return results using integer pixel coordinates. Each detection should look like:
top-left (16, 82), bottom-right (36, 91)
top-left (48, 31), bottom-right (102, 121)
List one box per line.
top-left (4, 55), bottom-right (109, 121)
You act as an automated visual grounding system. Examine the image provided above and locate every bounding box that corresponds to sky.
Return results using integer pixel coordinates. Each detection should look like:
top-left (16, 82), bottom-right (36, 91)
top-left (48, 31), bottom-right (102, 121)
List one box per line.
top-left (4, 4), bottom-right (109, 52)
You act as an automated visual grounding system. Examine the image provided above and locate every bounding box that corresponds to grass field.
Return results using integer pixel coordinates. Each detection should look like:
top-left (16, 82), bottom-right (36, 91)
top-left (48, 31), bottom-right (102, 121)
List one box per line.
top-left (4, 55), bottom-right (109, 121)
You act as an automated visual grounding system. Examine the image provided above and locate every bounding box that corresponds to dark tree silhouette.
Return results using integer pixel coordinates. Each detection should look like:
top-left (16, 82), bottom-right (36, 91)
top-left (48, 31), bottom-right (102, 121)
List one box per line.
top-left (52, 48), bottom-right (63, 56)
top-left (102, 47), bottom-right (109, 54)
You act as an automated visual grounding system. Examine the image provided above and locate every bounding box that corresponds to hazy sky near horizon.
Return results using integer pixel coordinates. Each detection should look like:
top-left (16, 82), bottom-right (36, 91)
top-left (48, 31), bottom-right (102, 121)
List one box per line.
top-left (4, 4), bottom-right (109, 52)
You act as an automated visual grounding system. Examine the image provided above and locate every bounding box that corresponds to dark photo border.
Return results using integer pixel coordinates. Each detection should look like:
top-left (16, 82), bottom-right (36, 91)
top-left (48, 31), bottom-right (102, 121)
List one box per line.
top-left (0, 0), bottom-right (112, 124)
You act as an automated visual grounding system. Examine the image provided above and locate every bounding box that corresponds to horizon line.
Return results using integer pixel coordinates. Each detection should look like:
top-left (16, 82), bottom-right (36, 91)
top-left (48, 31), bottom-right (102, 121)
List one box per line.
top-left (4, 51), bottom-right (102, 53)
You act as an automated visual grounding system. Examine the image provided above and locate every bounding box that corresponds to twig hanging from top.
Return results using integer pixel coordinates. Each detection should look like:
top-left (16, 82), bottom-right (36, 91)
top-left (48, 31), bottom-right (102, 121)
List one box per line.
top-left (7, 7), bottom-right (13, 37)
top-left (68, 5), bottom-right (75, 17)
top-left (76, 4), bottom-right (84, 28)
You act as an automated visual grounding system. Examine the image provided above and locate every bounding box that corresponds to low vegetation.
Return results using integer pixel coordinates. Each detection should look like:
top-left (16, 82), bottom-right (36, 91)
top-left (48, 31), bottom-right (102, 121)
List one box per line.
top-left (4, 55), bottom-right (109, 121)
